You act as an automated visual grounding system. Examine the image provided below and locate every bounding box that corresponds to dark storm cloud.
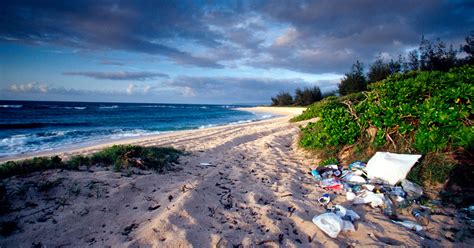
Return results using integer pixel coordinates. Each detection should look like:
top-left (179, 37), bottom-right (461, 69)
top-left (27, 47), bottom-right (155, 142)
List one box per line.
top-left (0, 0), bottom-right (224, 68)
top-left (0, 0), bottom-right (472, 74)
top-left (62, 71), bottom-right (169, 80)
top-left (253, 0), bottom-right (474, 73)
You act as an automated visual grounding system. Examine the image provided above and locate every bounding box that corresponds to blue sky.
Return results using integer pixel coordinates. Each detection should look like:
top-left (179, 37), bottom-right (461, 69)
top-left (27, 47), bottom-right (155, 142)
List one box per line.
top-left (0, 0), bottom-right (472, 104)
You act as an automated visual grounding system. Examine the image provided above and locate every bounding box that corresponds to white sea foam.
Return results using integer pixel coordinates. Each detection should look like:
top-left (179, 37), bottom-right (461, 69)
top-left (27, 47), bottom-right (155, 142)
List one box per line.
top-left (0, 104), bottom-right (23, 108)
top-left (51, 106), bottom-right (87, 110)
top-left (109, 129), bottom-right (161, 139)
top-left (99, 105), bottom-right (118, 109)
top-left (198, 124), bottom-right (217, 129)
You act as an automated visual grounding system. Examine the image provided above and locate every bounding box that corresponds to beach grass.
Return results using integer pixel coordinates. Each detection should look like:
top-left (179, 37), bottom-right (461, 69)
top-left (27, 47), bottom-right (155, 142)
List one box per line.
top-left (0, 145), bottom-right (183, 179)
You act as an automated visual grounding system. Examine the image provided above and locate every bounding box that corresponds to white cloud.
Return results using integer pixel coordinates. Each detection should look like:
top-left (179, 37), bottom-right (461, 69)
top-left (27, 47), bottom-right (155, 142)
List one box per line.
top-left (126, 83), bottom-right (135, 95)
top-left (143, 85), bottom-right (152, 93)
top-left (9, 82), bottom-right (48, 93)
top-left (126, 83), bottom-right (154, 95)
top-left (181, 86), bottom-right (196, 97)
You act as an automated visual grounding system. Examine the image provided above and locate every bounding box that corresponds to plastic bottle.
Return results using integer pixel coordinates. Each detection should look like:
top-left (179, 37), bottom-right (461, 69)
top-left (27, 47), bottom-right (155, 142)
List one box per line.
top-left (412, 208), bottom-right (430, 226)
top-left (382, 194), bottom-right (396, 217)
top-left (392, 220), bottom-right (423, 232)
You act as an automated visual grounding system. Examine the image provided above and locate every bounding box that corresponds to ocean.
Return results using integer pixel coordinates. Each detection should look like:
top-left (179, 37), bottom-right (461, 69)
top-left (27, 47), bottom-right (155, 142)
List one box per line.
top-left (0, 101), bottom-right (273, 158)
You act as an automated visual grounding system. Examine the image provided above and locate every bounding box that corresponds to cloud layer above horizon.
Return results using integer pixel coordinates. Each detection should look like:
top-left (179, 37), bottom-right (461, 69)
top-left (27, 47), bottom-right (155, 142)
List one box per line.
top-left (1, 0), bottom-right (472, 103)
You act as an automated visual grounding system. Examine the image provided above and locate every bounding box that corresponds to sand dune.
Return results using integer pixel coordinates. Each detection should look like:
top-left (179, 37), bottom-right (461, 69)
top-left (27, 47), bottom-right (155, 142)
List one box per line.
top-left (0, 107), bottom-right (469, 247)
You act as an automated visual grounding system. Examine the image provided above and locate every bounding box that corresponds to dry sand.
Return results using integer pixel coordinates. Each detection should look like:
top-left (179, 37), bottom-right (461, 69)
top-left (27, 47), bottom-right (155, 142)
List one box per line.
top-left (0, 107), bottom-right (471, 247)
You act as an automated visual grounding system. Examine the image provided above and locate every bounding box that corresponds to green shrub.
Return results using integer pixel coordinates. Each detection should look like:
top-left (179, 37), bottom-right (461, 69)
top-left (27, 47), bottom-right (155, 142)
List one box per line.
top-left (299, 94), bottom-right (362, 148)
top-left (294, 65), bottom-right (473, 184)
top-left (296, 66), bottom-right (473, 153)
top-left (319, 157), bottom-right (339, 166)
top-left (91, 145), bottom-right (182, 172)
top-left (66, 155), bottom-right (90, 170)
top-left (290, 96), bottom-right (338, 122)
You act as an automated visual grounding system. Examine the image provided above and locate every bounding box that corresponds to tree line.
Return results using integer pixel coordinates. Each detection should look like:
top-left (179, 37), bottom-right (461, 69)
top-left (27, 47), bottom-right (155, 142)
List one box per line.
top-left (339, 32), bottom-right (474, 95)
top-left (271, 87), bottom-right (336, 106)
top-left (270, 32), bottom-right (473, 105)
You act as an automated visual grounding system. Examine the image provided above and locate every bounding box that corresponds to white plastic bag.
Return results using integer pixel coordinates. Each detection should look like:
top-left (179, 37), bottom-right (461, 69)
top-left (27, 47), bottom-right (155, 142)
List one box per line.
top-left (353, 191), bottom-right (384, 208)
top-left (345, 209), bottom-right (360, 221)
top-left (343, 172), bottom-right (367, 184)
top-left (346, 191), bottom-right (356, 201)
top-left (312, 212), bottom-right (344, 238)
top-left (366, 152), bottom-right (422, 185)
top-left (342, 220), bottom-right (355, 232)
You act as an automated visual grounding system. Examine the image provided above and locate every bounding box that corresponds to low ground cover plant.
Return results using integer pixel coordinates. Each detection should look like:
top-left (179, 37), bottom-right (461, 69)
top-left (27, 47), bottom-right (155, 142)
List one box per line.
top-left (0, 145), bottom-right (183, 179)
top-left (294, 66), bottom-right (473, 188)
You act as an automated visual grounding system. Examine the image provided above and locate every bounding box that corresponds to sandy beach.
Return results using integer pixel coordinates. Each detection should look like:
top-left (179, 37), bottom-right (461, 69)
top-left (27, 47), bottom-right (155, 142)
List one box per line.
top-left (0, 107), bottom-right (470, 247)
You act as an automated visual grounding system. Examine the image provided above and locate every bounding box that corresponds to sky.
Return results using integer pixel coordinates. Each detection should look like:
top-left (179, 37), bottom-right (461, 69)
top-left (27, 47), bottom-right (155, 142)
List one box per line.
top-left (0, 0), bottom-right (472, 104)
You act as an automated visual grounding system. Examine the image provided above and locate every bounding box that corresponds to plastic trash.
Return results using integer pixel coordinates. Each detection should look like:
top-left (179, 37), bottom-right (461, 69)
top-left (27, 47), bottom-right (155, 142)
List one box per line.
top-left (349, 161), bottom-right (366, 170)
top-left (345, 209), bottom-right (360, 221)
top-left (311, 168), bottom-right (322, 180)
top-left (390, 186), bottom-right (406, 198)
top-left (333, 205), bottom-right (360, 221)
top-left (199, 162), bottom-right (213, 166)
top-left (312, 212), bottom-right (344, 238)
top-left (392, 220), bottom-right (423, 232)
top-left (365, 152), bottom-right (422, 185)
top-left (362, 184), bottom-right (375, 191)
top-left (353, 191), bottom-right (384, 208)
top-left (351, 169), bottom-right (365, 176)
top-left (320, 178), bottom-right (344, 190)
top-left (343, 173), bottom-right (367, 184)
top-left (401, 179), bottom-right (423, 199)
top-left (342, 220), bottom-right (356, 232)
top-left (382, 194), bottom-right (396, 217)
top-left (352, 185), bottom-right (362, 192)
top-left (318, 193), bottom-right (331, 205)
top-left (324, 164), bottom-right (339, 170)
top-left (333, 205), bottom-right (347, 217)
top-left (346, 191), bottom-right (356, 201)
top-left (333, 169), bottom-right (342, 177)
top-left (391, 195), bottom-right (412, 209)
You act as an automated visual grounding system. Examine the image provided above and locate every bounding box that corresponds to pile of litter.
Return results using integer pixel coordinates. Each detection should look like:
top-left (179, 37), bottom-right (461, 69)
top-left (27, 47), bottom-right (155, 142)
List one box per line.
top-left (311, 152), bottom-right (432, 238)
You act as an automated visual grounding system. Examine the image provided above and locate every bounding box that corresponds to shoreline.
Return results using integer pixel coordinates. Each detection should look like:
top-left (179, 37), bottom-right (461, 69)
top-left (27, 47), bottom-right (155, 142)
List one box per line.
top-left (0, 106), bottom-right (305, 163)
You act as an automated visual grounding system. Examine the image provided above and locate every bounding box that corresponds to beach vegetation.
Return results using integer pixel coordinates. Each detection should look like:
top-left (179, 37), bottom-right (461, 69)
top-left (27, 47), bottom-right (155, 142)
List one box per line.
top-left (0, 156), bottom-right (63, 179)
top-left (91, 145), bottom-right (182, 172)
top-left (338, 60), bottom-right (367, 96)
top-left (293, 64), bottom-right (473, 204)
top-left (271, 91), bottom-right (294, 106)
top-left (293, 86), bottom-right (323, 106)
top-left (0, 145), bottom-right (183, 179)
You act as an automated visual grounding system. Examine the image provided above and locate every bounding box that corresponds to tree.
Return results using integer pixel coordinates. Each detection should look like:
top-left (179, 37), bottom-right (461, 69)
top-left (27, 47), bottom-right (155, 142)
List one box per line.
top-left (293, 86), bottom-right (322, 106)
top-left (367, 55), bottom-right (391, 83)
top-left (461, 31), bottom-right (474, 64)
top-left (339, 61), bottom-right (367, 95)
top-left (407, 50), bottom-right (419, 71)
top-left (271, 91), bottom-right (293, 106)
top-left (389, 55), bottom-right (404, 74)
top-left (419, 36), bottom-right (458, 71)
